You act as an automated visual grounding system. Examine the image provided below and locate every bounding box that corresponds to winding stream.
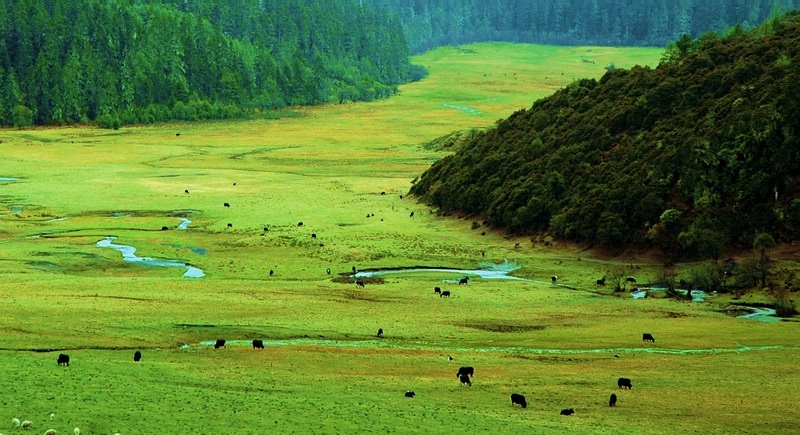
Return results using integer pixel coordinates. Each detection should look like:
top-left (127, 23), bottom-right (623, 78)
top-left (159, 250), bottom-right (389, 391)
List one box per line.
top-left (96, 236), bottom-right (205, 278)
top-left (192, 338), bottom-right (796, 355)
top-left (355, 260), bottom-right (526, 281)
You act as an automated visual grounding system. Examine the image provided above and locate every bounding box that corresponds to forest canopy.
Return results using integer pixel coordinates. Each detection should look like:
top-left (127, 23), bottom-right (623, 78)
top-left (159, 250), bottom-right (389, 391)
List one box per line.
top-left (0, 0), bottom-right (417, 127)
top-left (410, 11), bottom-right (800, 259)
top-left (368, 0), bottom-right (800, 53)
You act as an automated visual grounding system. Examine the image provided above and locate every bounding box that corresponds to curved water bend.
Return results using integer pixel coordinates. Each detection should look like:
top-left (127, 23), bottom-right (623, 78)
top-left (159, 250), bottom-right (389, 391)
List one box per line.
top-left (355, 260), bottom-right (526, 281)
top-left (96, 236), bottom-right (204, 278)
top-left (176, 218), bottom-right (191, 230)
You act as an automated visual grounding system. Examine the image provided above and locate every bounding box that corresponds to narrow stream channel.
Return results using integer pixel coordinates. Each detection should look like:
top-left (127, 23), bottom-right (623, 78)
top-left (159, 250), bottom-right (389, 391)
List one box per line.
top-left (96, 236), bottom-right (205, 278)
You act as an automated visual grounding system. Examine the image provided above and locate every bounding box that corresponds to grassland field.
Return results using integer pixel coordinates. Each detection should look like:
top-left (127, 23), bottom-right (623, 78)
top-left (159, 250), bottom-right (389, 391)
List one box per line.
top-left (0, 43), bottom-right (797, 434)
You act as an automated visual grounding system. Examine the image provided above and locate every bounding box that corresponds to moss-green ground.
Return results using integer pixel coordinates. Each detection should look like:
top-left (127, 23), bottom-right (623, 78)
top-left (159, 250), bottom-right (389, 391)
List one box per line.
top-left (1, 43), bottom-right (797, 434)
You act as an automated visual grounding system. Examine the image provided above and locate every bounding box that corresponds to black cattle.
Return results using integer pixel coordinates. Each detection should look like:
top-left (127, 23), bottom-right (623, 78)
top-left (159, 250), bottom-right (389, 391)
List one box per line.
top-left (263, 227), bottom-right (269, 232)
top-left (269, 269), bottom-right (274, 277)
top-left (551, 275), bottom-right (558, 283)
top-left (297, 221), bottom-right (304, 226)
top-left (161, 226), bottom-right (169, 231)
top-left (57, 353), bottom-right (70, 367)
top-left (227, 223), bottom-right (233, 228)
top-left (311, 233), bottom-right (317, 238)
top-left (366, 213), bottom-right (371, 218)
top-left (352, 266), bottom-right (357, 274)
top-left (214, 339), bottom-right (226, 349)
top-left (381, 192), bottom-right (386, 195)
top-left (459, 374), bottom-right (472, 386)
top-left (233, 182), bottom-right (237, 186)
top-left (253, 339), bottom-right (265, 349)
top-left (405, 391), bottom-right (415, 398)
top-left (609, 393), bottom-right (617, 407)
top-left (440, 290), bottom-right (451, 298)
top-left (184, 189), bottom-right (189, 194)
top-left (176, 133), bottom-right (181, 136)
top-left (224, 203), bottom-right (230, 207)
top-left (642, 333), bottom-right (655, 342)
top-left (399, 195), bottom-right (403, 199)
top-left (626, 277), bottom-right (637, 283)
top-left (511, 393), bottom-right (527, 408)
top-left (618, 378), bottom-right (632, 389)
top-left (456, 367), bottom-right (474, 378)
top-left (409, 212), bottom-right (414, 217)
top-left (560, 408), bottom-right (575, 416)
top-left (596, 277), bottom-right (606, 286)
top-left (459, 277), bottom-right (469, 285)
top-left (326, 268), bottom-right (331, 275)
top-left (434, 287), bottom-right (441, 294)
top-left (356, 280), bottom-right (365, 288)
top-left (133, 351), bottom-right (142, 362)
top-left (377, 328), bottom-right (384, 338)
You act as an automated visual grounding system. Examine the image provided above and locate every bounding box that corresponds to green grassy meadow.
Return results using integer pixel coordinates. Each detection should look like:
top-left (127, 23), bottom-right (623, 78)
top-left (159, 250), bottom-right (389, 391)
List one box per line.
top-left (1, 43), bottom-right (798, 434)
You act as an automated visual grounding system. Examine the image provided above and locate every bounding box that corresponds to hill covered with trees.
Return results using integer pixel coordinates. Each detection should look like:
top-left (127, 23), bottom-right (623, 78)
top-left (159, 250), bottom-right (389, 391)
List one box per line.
top-left (368, 0), bottom-right (800, 53)
top-left (0, 0), bottom-right (417, 127)
top-left (410, 12), bottom-right (800, 259)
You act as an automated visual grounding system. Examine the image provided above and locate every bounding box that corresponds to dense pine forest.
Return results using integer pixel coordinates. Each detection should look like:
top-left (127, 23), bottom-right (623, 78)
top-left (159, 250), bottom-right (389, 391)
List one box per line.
top-left (0, 0), bottom-right (415, 127)
top-left (368, 0), bottom-right (800, 53)
top-left (410, 12), bottom-right (800, 259)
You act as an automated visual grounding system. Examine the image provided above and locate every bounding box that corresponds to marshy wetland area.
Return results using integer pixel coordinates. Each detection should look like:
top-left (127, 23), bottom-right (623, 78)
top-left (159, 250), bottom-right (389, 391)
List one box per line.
top-left (1, 44), bottom-right (798, 434)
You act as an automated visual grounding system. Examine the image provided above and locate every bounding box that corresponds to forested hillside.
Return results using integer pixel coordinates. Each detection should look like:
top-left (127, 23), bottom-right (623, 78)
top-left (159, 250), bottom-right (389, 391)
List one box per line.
top-left (410, 12), bottom-right (800, 259)
top-left (0, 0), bottom-right (415, 127)
top-left (368, 0), bottom-right (800, 53)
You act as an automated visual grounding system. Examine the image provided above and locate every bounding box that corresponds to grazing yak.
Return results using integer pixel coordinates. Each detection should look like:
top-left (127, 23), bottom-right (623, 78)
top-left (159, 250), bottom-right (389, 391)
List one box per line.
top-left (253, 339), bottom-right (265, 349)
top-left (456, 367), bottom-right (474, 378)
top-left (356, 280), bottom-right (365, 288)
top-left (409, 211), bottom-right (414, 217)
top-left (57, 353), bottom-right (70, 367)
top-left (551, 275), bottom-right (557, 283)
top-left (223, 203), bottom-right (230, 207)
top-left (297, 221), bottom-right (304, 226)
top-left (596, 277), bottom-right (606, 286)
top-left (184, 189), bottom-right (189, 194)
top-left (377, 328), bottom-right (384, 338)
top-left (626, 277), bottom-right (637, 283)
top-left (511, 393), bottom-right (527, 408)
top-left (326, 268), bottom-right (331, 275)
top-left (560, 408), bottom-right (575, 416)
top-left (214, 339), bottom-right (226, 349)
top-left (618, 378), bottom-right (633, 389)
top-left (609, 393), bottom-right (617, 407)
top-left (434, 287), bottom-right (441, 294)
top-left (133, 351), bottom-right (142, 362)
top-left (459, 374), bottom-right (472, 386)
top-left (642, 333), bottom-right (655, 342)
top-left (161, 226), bottom-right (169, 231)
top-left (269, 269), bottom-right (274, 276)
top-left (404, 391), bottom-right (415, 398)
top-left (440, 290), bottom-right (451, 298)
top-left (458, 277), bottom-right (469, 285)
top-left (311, 233), bottom-right (317, 238)
top-left (227, 223), bottom-right (233, 228)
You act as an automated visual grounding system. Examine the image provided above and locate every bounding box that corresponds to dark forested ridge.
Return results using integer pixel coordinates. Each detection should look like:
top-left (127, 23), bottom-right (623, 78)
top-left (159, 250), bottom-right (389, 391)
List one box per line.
top-left (410, 12), bottom-right (800, 259)
top-left (0, 0), bottom-right (415, 127)
top-left (368, 0), bottom-right (800, 53)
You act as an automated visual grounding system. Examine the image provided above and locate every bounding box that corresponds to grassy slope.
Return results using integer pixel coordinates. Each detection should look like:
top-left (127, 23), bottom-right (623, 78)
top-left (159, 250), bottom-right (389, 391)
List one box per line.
top-left (0, 43), bottom-right (797, 434)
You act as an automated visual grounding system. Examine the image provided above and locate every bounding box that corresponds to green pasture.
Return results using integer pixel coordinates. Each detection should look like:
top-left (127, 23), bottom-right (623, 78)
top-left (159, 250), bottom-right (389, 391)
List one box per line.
top-left (1, 43), bottom-right (798, 434)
